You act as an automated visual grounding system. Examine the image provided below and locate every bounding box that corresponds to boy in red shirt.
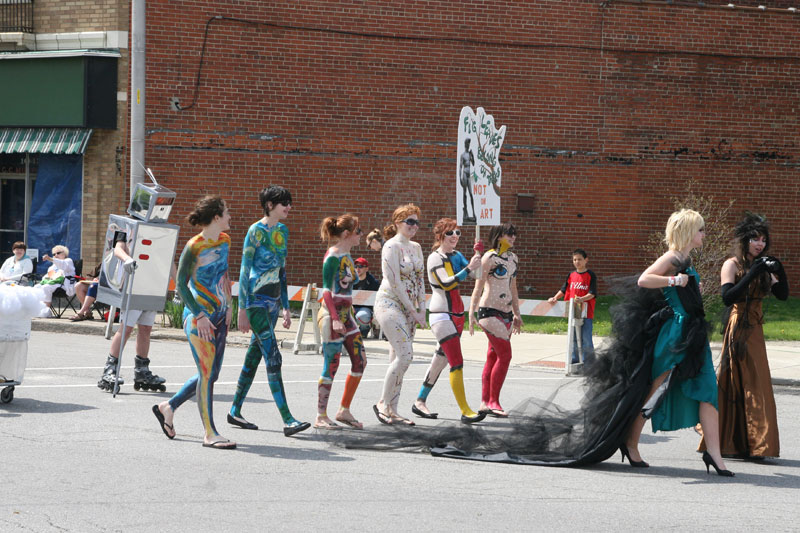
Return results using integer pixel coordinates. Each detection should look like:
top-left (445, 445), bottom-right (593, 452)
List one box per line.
top-left (548, 249), bottom-right (597, 367)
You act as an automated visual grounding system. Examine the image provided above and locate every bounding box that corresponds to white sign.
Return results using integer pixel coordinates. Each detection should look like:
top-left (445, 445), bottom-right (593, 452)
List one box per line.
top-left (456, 106), bottom-right (506, 226)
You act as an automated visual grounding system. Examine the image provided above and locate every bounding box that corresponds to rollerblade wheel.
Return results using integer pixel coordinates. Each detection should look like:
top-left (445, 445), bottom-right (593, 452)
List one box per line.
top-left (158, 385), bottom-right (166, 392)
top-left (134, 383), bottom-right (142, 391)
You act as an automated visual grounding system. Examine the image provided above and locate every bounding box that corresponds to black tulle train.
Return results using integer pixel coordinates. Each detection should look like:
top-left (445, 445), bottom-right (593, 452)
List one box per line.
top-left (325, 272), bottom-right (703, 466)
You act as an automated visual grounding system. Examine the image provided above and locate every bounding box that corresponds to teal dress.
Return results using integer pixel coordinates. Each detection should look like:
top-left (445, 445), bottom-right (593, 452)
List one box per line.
top-left (650, 267), bottom-right (718, 432)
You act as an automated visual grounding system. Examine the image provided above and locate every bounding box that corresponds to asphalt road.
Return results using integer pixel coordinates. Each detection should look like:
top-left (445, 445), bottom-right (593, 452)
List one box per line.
top-left (3, 331), bottom-right (800, 532)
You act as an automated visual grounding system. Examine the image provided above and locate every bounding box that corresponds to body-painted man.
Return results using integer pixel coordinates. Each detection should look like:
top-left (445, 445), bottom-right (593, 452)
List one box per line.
top-left (228, 186), bottom-right (310, 437)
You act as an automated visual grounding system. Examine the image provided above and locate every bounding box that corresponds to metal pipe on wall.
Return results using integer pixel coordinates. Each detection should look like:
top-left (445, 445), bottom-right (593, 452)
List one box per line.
top-left (129, 0), bottom-right (145, 199)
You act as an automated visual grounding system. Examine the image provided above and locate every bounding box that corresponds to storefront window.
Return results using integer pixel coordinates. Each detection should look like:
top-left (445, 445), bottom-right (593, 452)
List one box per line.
top-left (0, 153), bottom-right (37, 262)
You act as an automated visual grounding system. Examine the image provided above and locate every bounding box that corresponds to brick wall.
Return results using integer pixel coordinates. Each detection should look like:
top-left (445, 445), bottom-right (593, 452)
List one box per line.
top-left (32, 0), bottom-right (130, 268)
top-left (142, 0), bottom-right (800, 296)
top-left (34, 0), bottom-right (127, 33)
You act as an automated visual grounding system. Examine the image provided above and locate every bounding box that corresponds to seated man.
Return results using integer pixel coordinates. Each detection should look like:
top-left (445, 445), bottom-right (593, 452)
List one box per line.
top-left (0, 241), bottom-right (34, 285)
top-left (38, 245), bottom-right (76, 307)
top-left (352, 257), bottom-right (380, 338)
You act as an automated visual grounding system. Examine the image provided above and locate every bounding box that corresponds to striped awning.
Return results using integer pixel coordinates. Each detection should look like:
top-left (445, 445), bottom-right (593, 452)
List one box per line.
top-left (0, 128), bottom-right (93, 155)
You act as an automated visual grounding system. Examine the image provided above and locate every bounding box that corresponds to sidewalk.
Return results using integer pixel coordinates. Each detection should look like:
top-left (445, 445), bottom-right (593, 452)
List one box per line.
top-left (32, 310), bottom-right (800, 385)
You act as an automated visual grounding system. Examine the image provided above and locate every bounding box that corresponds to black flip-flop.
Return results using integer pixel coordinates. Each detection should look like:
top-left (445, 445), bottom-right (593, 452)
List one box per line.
top-left (202, 439), bottom-right (236, 450)
top-left (373, 404), bottom-right (392, 425)
top-left (411, 404), bottom-right (438, 419)
top-left (152, 404), bottom-right (175, 439)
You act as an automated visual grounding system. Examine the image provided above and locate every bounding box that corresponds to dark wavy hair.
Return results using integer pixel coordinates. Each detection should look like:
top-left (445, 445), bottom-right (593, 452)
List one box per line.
top-left (259, 185), bottom-right (292, 216)
top-left (732, 211), bottom-right (771, 292)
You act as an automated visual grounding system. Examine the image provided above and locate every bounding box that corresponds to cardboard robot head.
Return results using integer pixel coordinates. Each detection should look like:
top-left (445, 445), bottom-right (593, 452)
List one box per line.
top-left (127, 167), bottom-right (176, 223)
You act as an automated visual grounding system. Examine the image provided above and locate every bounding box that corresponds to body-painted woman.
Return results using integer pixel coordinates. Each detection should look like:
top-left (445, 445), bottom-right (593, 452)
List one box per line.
top-left (373, 204), bottom-right (426, 426)
top-left (315, 214), bottom-right (368, 429)
top-left (469, 223), bottom-right (522, 418)
top-left (153, 196), bottom-right (235, 449)
top-left (411, 218), bottom-right (485, 423)
top-left (228, 186), bottom-right (310, 437)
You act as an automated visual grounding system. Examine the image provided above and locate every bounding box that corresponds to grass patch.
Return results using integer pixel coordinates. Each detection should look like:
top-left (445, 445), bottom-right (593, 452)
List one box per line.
top-left (522, 295), bottom-right (800, 342)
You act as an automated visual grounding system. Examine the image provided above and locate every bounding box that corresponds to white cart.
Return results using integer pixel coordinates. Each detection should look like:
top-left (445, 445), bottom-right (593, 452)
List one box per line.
top-left (0, 316), bottom-right (31, 404)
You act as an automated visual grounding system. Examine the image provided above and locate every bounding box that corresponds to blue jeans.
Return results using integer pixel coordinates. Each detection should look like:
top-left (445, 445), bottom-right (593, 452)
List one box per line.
top-left (571, 318), bottom-right (595, 365)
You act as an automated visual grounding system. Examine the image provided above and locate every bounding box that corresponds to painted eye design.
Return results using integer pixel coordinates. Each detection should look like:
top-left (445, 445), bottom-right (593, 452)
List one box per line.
top-left (491, 265), bottom-right (508, 277)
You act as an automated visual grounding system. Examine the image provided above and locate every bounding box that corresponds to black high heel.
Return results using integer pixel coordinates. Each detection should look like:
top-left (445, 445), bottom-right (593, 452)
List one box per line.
top-left (619, 444), bottom-right (649, 468)
top-left (702, 451), bottom-right (735, 477)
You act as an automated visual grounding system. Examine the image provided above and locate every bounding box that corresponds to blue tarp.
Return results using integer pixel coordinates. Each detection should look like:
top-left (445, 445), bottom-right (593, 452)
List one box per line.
top-left (27, 154), bottom-right (82, 273)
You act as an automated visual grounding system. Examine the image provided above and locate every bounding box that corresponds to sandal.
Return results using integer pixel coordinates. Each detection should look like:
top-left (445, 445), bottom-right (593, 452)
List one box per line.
top-left (373, 404), bottom-right (392, 425)
top-left (152, 404), bottom-right (175, 439)
top-left (335, 412), bottom-right (364, 429)
top-left (202, 439), bottom-right (236, 450)
top-left (70, 312), bottom-right (91, 322)
top-left (389, 414), bottom-right (415, 426)
top-left (313, 418), bottom-right (342, 430)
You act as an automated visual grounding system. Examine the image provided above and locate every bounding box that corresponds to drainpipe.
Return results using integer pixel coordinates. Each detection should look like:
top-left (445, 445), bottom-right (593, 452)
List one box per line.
top-left (129, 0), bottom-right (145, 198)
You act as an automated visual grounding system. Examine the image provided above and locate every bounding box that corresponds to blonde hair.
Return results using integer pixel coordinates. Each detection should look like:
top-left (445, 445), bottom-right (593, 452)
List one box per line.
top-left (664, 209), bottom-right (704, 251)
top-left (383, 204), bottom-right (421, 240)
top-left (51, 244), bottom-right (70, 257)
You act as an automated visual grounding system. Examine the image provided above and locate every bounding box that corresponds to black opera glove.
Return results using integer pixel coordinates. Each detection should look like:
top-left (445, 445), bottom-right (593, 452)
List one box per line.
top-left (767, 257), bottom-right (789, 301)
top-left (720, 261), bottom-right (767, 307)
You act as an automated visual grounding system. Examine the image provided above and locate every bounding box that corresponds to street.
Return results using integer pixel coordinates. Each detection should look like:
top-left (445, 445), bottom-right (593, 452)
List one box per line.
top-left (3, 330), bottom-right (800, 532)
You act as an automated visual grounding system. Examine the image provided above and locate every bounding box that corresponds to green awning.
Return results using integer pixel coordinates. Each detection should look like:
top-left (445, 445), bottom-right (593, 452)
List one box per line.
top-left (0, 128), bottom-right (92, 155)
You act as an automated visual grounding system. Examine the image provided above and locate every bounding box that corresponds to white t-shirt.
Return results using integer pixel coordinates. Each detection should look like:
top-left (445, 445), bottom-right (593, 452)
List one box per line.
top-left (0, 256), bottom-right (33, 283)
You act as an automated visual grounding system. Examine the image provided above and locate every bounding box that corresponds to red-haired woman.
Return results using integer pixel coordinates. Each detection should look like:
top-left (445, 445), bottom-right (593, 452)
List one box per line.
top-left (412, 218), bottom-right (485, 424)
top-left (315, 214), bottom-right (368, 429)
top-left (373, 204), bottom-right (426, 425)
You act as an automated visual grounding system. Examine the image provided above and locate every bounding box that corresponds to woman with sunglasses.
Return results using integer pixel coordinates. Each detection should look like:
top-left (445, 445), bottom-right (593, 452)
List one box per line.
top-left (39, 245), bottom-right (76, 307)
top-left (314, 214), bottom-right (368, 429)
top-left (228, 185), bottom-right (310, 437)
top-left (373, 204), bottom-right (426, 425)
top-left (412, 218), bottom-right (485, 423)
top-left (469, 223), bottom-right (521, 418)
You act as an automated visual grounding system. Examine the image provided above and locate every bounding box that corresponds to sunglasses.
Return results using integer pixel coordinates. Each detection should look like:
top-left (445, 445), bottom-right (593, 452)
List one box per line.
top-left (355, 265), bottom-right (367, 269)
top-left (444, 230), bottom-right (461, 237)
top-left (402, 218), bottom-right (419, 227)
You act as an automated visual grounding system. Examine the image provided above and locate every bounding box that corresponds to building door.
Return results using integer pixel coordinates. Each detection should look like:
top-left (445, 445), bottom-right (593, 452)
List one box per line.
top-left (0, 153), bottom-right (36, 263)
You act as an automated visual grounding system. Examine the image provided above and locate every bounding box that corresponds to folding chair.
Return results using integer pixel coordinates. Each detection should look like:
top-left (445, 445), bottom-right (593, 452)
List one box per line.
top-left (50, 259), bottom-right (84, 318)
top-left (18, 258), bottom-right (38, 287)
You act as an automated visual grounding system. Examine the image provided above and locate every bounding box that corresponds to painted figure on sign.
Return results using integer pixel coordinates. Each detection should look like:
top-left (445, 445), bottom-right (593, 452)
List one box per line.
top-left (459, 138), bottom-right (476, 223)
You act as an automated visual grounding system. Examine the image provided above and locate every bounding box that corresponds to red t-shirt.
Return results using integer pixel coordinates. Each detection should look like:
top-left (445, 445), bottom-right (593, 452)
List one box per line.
top-left (561, 270), bottom-right (597, 319)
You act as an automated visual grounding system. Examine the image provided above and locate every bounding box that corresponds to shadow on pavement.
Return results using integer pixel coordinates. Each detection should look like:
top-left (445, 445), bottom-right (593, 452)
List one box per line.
top-left (235, 441), bottom-right (355, 462)
top-left (0, 399), bottom-right (97, 414)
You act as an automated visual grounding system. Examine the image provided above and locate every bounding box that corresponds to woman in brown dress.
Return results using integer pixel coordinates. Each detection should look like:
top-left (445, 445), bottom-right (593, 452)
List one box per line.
top-left (700, 213), bottom-right (788, 459)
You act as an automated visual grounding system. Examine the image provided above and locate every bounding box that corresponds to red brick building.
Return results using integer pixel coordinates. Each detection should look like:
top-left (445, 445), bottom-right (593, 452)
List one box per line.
top-left (141, 0), bottom-right (800, 295)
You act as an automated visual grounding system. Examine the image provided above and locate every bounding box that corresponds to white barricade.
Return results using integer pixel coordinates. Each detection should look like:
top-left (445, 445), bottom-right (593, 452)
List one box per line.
top-left (231, 283), bottom-right (583, 373)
